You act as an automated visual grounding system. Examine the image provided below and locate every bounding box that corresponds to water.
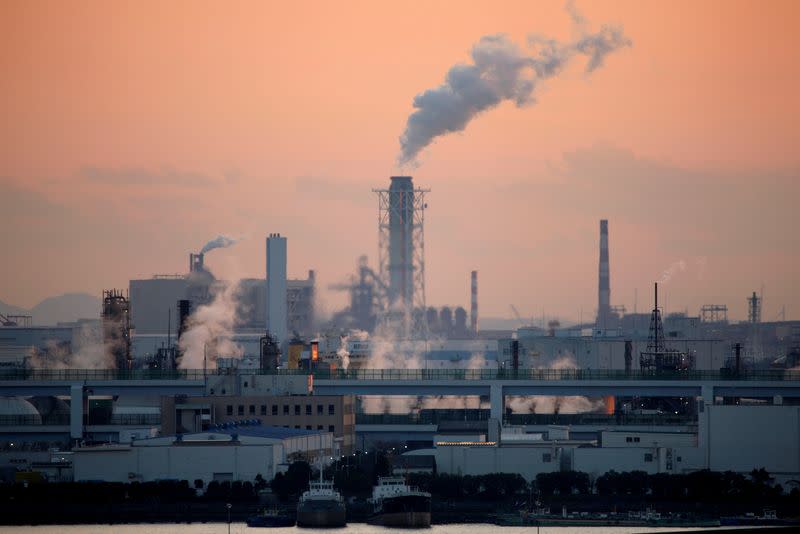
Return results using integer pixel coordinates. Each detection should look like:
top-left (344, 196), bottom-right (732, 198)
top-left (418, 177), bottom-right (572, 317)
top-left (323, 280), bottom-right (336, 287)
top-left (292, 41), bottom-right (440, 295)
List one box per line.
top-left (1, 525), bottom-right (724, 534)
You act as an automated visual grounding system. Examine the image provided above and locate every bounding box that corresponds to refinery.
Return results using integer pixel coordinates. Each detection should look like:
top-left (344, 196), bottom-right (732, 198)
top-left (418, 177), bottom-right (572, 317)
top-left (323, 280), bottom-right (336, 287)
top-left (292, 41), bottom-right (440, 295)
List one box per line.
top-left (2, 0), bottom-right (800, 528)
top-left (0, 173), bottom-right (799, 527)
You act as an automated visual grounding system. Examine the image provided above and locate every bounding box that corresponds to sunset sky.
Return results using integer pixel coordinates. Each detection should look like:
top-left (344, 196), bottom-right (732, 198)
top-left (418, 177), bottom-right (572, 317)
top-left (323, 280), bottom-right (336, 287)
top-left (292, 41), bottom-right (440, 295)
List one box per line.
top-left (1, 0), bottom-right (798, 322)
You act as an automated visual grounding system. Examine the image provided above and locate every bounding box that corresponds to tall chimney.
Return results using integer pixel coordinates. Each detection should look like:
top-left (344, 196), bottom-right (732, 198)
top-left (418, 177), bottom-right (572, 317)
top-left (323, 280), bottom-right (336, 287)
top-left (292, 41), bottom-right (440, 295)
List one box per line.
top-left (388, 176), bottom-right (414, 309)
top-left (189, 253), bottom-right (205, 274)
top-left (597, 219), bottom-right (610, 328)
top-left (470, 270), bottom-right (478, 335)
top-left (267, 233), bottom-right (288, 348)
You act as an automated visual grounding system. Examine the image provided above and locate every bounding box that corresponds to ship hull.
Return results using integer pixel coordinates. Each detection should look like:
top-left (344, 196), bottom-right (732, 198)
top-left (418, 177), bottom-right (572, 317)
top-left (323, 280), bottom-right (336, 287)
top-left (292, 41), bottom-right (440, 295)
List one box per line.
top-left (368, 511), bottom-right (431, 528)
top-left (368, 494), bottom-right (431, 528)
top-left (297, 501), bottom-right (346, 528)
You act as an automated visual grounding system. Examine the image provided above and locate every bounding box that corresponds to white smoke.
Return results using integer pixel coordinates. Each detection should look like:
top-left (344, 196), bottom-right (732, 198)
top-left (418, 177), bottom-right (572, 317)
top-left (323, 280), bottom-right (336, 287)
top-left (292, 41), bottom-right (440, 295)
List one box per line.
top-left (27, 321), bottom-right (116, 369)
top-left (397, 2), bottom-right (631, 166)
top-left (506, 353), bottom-right (608, 414)
top-left (178, 281), bottom-right (244, 369)
top-left (200, 235), bottom-right (239, 255)
top-left (658, 260), bottom-right (687, 284)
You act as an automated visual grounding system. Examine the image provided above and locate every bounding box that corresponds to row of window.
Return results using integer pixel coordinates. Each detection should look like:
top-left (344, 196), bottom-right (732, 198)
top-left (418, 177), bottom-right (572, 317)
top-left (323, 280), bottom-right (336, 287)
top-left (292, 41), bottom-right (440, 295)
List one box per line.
top-left (277, 424), bottom-right (336, 433)
top-left (226, 404), bottom-right (337, 417)
top-left (625, 436), bottom-right (641, 443)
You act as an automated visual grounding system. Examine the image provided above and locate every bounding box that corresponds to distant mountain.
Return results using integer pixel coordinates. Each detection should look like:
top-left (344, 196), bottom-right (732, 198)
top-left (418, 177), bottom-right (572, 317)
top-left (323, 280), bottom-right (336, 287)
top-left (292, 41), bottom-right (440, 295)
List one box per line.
top-left (0, 293), bottom-right (102, 326)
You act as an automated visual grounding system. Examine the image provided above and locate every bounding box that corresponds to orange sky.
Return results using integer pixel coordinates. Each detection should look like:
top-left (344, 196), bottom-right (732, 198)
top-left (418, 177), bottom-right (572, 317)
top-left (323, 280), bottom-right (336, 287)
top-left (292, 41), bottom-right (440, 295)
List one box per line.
top-left (1, 0), bottom-right (798, 322)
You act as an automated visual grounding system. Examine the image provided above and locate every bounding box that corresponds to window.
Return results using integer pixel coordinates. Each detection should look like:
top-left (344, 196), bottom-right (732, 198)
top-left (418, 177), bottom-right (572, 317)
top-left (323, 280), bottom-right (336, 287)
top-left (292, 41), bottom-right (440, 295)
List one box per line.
top-left (677, 456), bottom-right (682, 462)
top-left (272, 405), bottom-right (278, 416)
top-left (283, 405), bottom-right (289, 415)
top-left (328, 425), bottom-right (335, 433)
top-left (644, 453), bottom-right (653, 462)
top-left (237, 405), bottom-right (244, 416)
top-left (294, 405), bottom-right (301, 416)
top-left (317, 404), bottom-right (323, 415)
top-left (328, 404), bottom-right (335, 415)
top-left (226, 405), bottom-right (233, 416)
top-left (306, 405), bottom-right (312, 416)
top-left (317, 425), bottom-right (323, 430)
top-left (306, 425), bottom-right (312, 430)
top-left (634, 437), bottom-right (640, 443)
top-left (249, 405), bottom-right (255, 415)
top-left (295, 425), bottom-right (300, 429)
top-left (260, 405), bottom-right (267, 416)
top-left (542, 453), bottom-right (552, 463)
top-left (626, 437), bottom-right (632, 443)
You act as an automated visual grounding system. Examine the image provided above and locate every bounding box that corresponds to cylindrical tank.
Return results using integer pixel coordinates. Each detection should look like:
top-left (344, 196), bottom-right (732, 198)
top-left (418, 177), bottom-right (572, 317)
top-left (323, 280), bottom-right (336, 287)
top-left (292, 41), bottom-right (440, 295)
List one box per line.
top-left (439, 307), bottom-right (453, 337)
top-left (454, 307), bottom-right (468, 336)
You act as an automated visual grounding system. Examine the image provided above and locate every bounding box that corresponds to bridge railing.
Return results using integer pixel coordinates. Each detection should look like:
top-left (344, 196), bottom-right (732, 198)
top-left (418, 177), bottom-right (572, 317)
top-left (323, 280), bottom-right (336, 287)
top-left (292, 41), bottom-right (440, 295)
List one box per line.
top-left (1, 368), bottom-right (798, 381)
top-left (355, 411), bottom-right (696, 426)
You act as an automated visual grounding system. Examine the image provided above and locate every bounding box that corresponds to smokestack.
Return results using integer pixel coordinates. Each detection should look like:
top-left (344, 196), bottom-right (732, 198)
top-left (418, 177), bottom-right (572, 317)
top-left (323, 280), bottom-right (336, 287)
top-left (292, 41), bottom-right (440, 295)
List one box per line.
top-left (597, 219), bottom-right (610, 328)
top-left (388, 176), bottom-right (414, 309)
top-left (511, 339), bottom-right (520, 371)
top-left (624, 340), bottom-right (632, 374)
top-left (470, 270), bottom-right (478, 335)
top-left (177, 300), bottom-right (191, 339)
top-left (189, 253), bottom-right (205, 274)
top-left (267, 233), bottom-right (288, 348)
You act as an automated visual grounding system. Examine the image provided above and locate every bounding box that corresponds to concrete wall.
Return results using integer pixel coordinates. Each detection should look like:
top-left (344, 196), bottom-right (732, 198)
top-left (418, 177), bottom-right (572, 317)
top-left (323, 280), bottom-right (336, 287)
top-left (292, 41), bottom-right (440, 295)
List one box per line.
top-left (709, 405), bottom-right (800, 474)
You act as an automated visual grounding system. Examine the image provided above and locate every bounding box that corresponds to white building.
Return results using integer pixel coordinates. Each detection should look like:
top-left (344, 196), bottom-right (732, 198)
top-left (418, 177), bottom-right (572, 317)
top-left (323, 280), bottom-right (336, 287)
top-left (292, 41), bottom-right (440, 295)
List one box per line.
top-left (415, 405), bottom-right (800, 486)
top-left (73, 426), bottom-right (332, 484)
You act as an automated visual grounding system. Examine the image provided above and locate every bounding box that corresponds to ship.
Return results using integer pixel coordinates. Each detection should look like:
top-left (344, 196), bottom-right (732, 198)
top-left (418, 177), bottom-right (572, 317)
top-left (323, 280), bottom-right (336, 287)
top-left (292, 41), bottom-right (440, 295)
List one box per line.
top-left (367, 476), bottom-right (431, 528)
top-left (296, 474), bottom-right (347, 528)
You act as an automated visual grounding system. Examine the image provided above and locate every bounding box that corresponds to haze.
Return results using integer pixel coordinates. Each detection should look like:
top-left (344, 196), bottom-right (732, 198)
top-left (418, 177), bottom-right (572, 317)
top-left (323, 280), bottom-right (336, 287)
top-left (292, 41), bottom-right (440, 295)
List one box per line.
top-left (1, 0), bottom-right (798, 322)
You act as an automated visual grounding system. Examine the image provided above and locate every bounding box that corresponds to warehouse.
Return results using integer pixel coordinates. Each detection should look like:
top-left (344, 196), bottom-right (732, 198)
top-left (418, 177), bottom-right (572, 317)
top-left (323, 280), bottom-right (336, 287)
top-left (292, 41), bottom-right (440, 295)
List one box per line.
top-left (73, 425), bottom-right (332, 484)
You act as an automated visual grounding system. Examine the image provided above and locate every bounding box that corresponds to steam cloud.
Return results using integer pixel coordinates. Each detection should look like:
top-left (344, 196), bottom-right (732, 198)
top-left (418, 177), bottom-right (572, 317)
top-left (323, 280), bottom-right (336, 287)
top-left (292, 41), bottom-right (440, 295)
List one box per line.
top-left (27, 322), bottom-right (117, 369)
top-left (397, 2), bottom-right (631, 167)
top-left (178, 281), bottom-right (244, 368)
top-left (200, 235), bottom-right (239, 255)
top-left (658, 260), bottom-right (687, 284)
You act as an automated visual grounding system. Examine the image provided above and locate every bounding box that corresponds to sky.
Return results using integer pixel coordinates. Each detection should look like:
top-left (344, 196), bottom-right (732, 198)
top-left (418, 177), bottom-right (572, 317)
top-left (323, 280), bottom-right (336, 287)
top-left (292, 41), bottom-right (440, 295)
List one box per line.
top-left (1, 0), bottom-right (798, 323)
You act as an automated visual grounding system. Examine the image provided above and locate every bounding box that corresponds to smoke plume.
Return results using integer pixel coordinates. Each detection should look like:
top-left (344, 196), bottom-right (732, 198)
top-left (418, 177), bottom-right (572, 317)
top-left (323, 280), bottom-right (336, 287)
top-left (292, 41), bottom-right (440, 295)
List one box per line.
top-left (200, 235), bottom-right (239, 255)
top-left (658, 260), bottom-right (687, 284)
top-left (397, 2), bottom-right (630, 167)
top-left (27, 321), bottom-right (116, 369)
top-left (506, 353), bottom-right (608, 414)
top-left (178, 281), bottom-right (244, 368)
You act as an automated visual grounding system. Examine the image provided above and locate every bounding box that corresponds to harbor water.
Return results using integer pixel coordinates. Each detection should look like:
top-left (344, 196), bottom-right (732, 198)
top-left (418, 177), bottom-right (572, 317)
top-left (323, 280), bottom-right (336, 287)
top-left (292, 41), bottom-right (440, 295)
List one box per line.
top-left (1, 524), bottom-right (726, 534)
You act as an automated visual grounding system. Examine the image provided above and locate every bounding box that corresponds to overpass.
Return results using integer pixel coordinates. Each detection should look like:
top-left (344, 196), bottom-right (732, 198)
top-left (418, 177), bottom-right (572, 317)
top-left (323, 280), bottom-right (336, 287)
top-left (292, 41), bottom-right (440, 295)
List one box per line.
top-left (2, 368), bottom-right (799, 439)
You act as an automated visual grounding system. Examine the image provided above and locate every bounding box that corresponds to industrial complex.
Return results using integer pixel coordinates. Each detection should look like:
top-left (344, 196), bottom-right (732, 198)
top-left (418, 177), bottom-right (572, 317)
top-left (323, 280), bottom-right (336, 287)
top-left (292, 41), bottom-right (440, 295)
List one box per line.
top-left (1, 175), bottom-right (799, 501)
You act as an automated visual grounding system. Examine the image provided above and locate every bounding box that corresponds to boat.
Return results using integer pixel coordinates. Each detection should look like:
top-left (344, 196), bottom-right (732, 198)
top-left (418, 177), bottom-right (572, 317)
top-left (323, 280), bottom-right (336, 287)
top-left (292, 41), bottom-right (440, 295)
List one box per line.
top-left (245, 508), bottom-right (296, 527)
top-left (296, 473), bottom-right (347, 527)
top-left (367, 476), bottom-right (431, 528)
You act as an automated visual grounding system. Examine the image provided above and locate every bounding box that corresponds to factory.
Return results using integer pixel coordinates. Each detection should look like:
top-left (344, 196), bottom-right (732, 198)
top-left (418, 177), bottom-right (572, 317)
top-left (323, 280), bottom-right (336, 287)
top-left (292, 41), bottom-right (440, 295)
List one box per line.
top-left (1, 175), bottom-right (799, 494)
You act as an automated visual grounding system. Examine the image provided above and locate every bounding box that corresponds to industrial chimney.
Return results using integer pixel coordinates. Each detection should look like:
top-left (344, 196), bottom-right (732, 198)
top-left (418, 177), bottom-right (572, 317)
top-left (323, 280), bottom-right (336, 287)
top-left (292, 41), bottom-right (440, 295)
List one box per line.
top-left (266, 233), bottom-right (288, 348)
top-left (189, 253), bottom-right (205, 274)
top-left (597, 219), bottom-right (611, 328)
top-left (470, 270), bottom-right (478, 335)
top-left (388, 176), bottom-right (415, 308)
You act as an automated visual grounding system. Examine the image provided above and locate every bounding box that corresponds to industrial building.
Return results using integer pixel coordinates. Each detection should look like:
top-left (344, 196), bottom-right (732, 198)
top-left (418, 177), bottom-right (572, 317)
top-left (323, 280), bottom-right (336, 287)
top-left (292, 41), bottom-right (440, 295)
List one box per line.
top-left (407, 403), bottom-right (800, 486)
top-left (72, 425), bottom-right (333, 484)
top-left (160, 393), bottom-right (355, 454)
top-left (129, 239), bottom-right (315, 361)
